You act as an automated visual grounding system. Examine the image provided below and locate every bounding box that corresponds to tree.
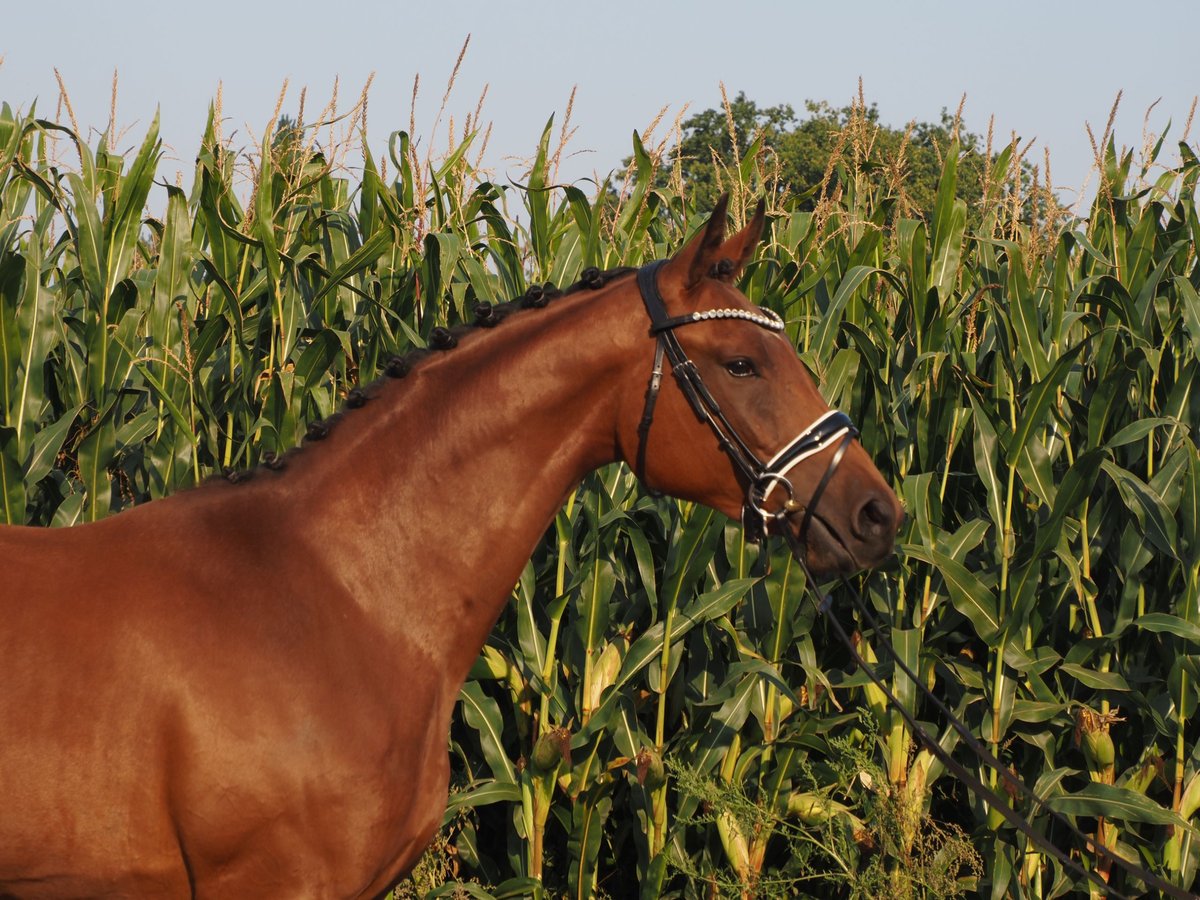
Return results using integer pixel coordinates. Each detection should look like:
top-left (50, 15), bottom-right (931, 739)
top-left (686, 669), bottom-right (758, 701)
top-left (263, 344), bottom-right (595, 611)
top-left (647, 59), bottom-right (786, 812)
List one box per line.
top-left (653, 92), bottom-right (1060, 227)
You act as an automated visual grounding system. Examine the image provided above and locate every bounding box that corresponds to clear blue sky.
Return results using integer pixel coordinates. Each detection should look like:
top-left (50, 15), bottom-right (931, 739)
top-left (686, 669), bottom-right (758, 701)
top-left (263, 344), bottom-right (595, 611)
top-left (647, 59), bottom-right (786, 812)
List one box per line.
top-left (2, 1), bottom-right (1197, 211)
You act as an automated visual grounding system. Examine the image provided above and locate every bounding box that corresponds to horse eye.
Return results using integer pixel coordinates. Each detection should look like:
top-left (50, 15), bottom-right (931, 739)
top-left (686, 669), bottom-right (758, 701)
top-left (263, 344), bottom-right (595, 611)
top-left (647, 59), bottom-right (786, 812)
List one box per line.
top-left (724, 358), bottom-right (757, 378)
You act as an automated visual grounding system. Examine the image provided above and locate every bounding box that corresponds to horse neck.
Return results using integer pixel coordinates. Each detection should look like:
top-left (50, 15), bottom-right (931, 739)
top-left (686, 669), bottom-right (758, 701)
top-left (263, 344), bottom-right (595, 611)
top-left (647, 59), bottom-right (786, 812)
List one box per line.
top-left (284, 280), bottom-right (641, 684)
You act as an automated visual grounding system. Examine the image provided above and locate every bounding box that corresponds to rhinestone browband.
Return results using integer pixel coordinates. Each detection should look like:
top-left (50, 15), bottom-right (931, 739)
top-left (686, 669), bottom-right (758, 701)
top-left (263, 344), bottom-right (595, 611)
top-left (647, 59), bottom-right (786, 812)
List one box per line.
top-left (682, 307), bottom-right (785, 330)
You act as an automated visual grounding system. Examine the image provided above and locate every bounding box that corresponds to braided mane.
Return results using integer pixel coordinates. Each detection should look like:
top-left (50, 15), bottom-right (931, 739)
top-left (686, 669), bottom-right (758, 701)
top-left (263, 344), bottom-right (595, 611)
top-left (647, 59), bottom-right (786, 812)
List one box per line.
top-left (221, 266), bottom-right (638, 484)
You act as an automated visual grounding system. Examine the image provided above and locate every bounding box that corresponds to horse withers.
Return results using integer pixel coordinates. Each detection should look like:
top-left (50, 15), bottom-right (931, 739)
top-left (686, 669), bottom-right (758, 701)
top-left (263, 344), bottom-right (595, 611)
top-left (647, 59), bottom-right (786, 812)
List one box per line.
top-left (0, 196), bottom-right (901, 898)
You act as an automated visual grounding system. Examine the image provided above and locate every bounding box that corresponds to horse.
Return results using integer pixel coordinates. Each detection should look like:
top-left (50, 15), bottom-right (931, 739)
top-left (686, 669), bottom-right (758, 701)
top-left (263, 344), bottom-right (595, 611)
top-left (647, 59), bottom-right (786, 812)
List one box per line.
top-left (0, 195), bottom-right (902, 898)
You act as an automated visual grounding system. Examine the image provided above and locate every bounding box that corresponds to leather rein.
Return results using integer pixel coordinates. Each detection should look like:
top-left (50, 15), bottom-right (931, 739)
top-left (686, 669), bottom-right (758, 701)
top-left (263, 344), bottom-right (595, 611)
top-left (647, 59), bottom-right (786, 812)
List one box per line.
top-left (633, 259), bottom-right (858, 549)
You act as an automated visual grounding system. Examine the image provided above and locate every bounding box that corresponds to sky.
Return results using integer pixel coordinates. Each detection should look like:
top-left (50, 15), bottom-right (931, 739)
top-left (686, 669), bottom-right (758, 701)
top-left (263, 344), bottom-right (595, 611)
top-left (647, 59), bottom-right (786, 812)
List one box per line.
top-left (2, 1), bottom-right (1197, 213)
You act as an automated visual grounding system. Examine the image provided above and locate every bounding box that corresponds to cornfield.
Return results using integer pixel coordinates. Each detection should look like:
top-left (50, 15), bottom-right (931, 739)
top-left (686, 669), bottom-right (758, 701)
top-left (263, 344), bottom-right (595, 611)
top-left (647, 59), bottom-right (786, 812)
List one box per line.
top-left (1, 92), bottom-right (1198, 899)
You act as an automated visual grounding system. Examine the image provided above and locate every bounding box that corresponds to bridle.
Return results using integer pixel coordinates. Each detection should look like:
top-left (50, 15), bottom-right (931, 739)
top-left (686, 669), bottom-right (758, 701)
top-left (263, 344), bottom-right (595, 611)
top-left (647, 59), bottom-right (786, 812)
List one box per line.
top-left (631, 258), bottom-right (1195, 900)
top-left (634, 259), bottom-right (858, 550)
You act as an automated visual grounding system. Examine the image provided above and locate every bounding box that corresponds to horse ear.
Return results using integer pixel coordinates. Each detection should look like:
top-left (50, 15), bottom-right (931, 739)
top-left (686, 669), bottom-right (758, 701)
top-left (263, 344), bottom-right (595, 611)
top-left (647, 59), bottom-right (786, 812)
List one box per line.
top-left (663, 193), bottom-right (731, 291)
top-left (716, 198), bottom-right (766, 281)
top-left (661, 195), bottom-right (766, 292)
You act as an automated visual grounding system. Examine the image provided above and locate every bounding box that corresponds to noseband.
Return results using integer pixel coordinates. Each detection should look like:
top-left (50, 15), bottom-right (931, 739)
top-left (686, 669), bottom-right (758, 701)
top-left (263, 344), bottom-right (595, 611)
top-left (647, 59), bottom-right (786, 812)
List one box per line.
top-left (634, 260), bottom-right (858, 551)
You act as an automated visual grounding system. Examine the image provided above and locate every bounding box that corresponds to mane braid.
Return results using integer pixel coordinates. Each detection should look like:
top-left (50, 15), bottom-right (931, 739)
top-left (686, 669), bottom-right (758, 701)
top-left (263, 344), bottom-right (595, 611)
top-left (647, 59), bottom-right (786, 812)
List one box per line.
top-left (215, 265), bottom-right (639, 486)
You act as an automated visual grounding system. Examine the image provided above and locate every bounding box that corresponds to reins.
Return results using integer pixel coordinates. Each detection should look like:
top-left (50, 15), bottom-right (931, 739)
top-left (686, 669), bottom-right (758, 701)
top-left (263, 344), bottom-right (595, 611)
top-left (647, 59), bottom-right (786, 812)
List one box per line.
top-left (632, 259), bottom-right (1196, 899)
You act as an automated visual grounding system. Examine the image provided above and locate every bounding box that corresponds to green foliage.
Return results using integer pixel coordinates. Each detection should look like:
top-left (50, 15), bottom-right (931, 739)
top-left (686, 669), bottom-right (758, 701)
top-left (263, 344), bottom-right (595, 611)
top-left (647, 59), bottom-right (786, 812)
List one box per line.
top-left (654, 91), bottom-right (1064, 230)
top-left (2, 95), bottom-right (1199, 899)
top-left (668, 727), bottom-right (982, 899)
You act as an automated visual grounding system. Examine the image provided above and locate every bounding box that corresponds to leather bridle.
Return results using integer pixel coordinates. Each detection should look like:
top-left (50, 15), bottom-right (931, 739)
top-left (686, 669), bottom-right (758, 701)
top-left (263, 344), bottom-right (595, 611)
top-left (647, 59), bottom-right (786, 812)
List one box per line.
top-left (634, 259), bottom-right (858, 551)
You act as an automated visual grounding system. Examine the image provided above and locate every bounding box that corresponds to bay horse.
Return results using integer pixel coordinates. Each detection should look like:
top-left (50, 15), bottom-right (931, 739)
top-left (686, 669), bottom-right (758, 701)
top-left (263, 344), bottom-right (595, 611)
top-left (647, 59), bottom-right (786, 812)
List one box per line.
top-left (0, 196), bottom-right (901, 898)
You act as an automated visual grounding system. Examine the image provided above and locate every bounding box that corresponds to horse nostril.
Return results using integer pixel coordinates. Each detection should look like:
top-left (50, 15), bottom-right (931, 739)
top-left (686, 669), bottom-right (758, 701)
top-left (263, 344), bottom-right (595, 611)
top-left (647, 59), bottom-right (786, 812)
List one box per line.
top-left (853, 495), bottom-right (896, 541)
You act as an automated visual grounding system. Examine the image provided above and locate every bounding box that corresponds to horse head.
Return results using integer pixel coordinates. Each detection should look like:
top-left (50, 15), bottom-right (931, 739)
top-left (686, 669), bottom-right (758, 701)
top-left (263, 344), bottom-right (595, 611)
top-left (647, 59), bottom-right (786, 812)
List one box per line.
top-left (619, 195), bottom-right (902, 577)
